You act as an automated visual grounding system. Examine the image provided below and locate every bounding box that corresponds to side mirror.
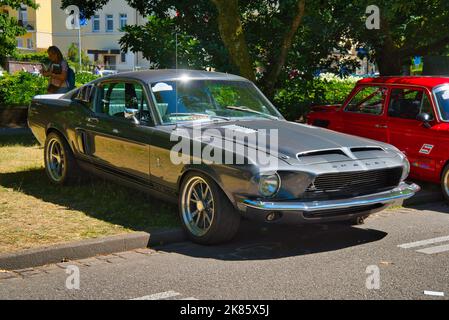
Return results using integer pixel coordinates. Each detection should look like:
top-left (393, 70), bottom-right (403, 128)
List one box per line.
top-left (416, 113), bottom-right (432, 128)
top-left (124, 108), bottom-right (140, 124)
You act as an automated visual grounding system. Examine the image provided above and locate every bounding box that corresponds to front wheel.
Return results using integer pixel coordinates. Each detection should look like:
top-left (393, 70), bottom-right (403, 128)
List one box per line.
top-left (441, 165), bottom-right (449, 203)
top-left (179, 173), bottom-right (241, 245)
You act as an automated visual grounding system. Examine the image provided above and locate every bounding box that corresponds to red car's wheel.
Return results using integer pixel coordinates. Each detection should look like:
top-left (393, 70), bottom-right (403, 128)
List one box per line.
top-left (441, 165), bottom-right (449, 203)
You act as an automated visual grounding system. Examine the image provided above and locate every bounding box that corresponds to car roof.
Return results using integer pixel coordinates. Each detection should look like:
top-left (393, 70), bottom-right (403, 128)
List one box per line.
top-left (358, 76), bottom-right (449, 89)
top-left (105, 69), bottom-right (248, 83)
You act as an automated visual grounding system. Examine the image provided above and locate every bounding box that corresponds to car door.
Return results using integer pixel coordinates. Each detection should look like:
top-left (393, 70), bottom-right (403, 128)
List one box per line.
top-left (341, 85), bottom-right (389, 142)
top-left (81, 79), bottom-right (153, 181)
top-left (386, 86), bottom-right (439, 180)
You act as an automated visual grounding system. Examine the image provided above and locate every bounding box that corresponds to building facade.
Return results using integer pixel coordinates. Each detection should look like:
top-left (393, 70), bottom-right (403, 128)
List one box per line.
top-left (2, 0), bottom-right (150, 72)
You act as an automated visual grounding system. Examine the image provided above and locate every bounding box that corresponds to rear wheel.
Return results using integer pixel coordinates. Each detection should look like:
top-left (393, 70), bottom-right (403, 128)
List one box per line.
top-left (179, 172), bottom-right (241, 245)
top-left (441, 165), bottom-right (449, 203)
top-left (44, 132), bottom-right (79, 185)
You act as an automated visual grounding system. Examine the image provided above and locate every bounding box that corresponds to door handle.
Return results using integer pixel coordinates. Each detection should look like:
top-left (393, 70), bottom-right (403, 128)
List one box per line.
top-left (375, 124), bottom-right (388, 129)
top-left (86, 117), bottom-right (99, 124)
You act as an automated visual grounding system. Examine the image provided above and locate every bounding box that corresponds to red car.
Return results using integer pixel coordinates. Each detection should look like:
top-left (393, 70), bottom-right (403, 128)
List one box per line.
top-left (307, 76), bottom-right (449, 201)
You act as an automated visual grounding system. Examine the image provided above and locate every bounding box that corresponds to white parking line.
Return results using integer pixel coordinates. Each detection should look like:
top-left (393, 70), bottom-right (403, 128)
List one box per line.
top-left (424, 291), bottom-right (445, 297)
top-left (131, 290), bottom-right (181, 300)
top-left (398, 236), bottom-right (449, 249)
top-left (416, 244), bottom-right (449, 255)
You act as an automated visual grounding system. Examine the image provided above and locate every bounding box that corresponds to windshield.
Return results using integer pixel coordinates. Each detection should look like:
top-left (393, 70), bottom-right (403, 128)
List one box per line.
top-left (434, 85), bottom-right (449, 121)
top-left (149, 79), bottom-right (281, 124)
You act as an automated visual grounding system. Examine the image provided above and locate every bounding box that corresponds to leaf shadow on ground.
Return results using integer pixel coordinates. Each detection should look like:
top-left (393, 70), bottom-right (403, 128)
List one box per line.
top-left (0, 168), bottom-right (180, 233)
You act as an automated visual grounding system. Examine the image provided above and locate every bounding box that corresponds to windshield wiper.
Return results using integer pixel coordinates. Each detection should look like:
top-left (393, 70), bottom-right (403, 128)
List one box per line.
top-left (169, 113), bottom-right (231, 122)
top-left (225, 106), bottom-right (279, 120)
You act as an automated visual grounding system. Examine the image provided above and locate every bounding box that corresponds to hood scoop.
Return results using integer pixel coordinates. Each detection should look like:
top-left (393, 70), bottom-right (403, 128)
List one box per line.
top-left (220, 124), bottom-right (258, 135)
top-left (297, 146), bottom-right (387, 165)
top-left (297, 149), bottom-right (350, 164)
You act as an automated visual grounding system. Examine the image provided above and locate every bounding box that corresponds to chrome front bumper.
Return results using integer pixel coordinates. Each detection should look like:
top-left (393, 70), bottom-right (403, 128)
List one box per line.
top-left (243, 182), bottom-right (420, 212)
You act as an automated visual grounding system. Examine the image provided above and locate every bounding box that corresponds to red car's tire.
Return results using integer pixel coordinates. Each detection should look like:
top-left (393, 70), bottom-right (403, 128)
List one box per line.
top-left (441, 165), bottom-right (449, 203)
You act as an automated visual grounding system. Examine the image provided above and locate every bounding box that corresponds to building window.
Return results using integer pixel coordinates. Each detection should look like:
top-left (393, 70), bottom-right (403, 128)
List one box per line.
top-left (106, 14), bottom-right (114, 32)
top-left (26, 38), bottom-right (33, 49)
top-left (92, 15), bottom-right (100, 32)
top-left (121, 52), bottom-right (127, 63)
top-left (17, 38), bottom-right (23, 48)
top-left (18, 5), bottom-right (27, 26)
top-left (119, 14), bottom-right (127, 30)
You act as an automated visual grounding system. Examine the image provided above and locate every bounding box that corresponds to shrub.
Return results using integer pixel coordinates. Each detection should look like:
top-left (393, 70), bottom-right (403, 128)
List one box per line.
top-left (75, 72), bottom-right (100, 87)
top-left (0, 71), bottom-right (101, 108)
top-left (274, 73), bottom-right (358, 121)
top-left (0, 72), bottom-right (47, 107)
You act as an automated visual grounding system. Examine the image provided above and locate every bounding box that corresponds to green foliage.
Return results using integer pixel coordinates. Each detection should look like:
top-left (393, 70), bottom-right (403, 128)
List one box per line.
top-left (0, 72), bottom-right (47, 107)
top-left (0, 71), bottom-right (99, 107)
top-left (120, 16), bottom-right (209, 69)
top-left (75, 72), bottom-right (100, 87)
top-left (67, 43), bottom-right (92, 71)
top-left (0, 0), bottom-right (38, 64)
top-left (12, 51), bottom-right (50, 64)
top-left (274, 74), bottom-right (357, 121)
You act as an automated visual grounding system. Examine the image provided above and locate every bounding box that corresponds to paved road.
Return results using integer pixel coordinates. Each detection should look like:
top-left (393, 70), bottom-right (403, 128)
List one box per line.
top-left (1, 202), bottom-right (448, 300)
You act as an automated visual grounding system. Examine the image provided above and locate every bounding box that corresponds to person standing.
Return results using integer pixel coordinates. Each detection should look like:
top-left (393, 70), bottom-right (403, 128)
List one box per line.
top-left (41, 46), bottom-right (69, 94)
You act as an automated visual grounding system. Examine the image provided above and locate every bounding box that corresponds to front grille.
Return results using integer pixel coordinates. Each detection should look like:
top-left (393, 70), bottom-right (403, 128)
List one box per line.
top-left (304, 167), bottom-right (403, 200)
top-left (303, 204), bottom-right (385, 219)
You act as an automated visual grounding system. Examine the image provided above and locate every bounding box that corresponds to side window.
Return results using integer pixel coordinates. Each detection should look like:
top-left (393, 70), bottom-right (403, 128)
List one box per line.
top-left (345, 86), bottom-right (386, 115)
top-left (97, 82), bottom-right (151, 123)
top-left (388, 88), bottom-right (434, 120)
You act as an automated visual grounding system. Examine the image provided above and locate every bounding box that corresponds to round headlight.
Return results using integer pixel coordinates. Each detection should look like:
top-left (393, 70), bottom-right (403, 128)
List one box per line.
top-left (401, 158), bottom-right (411, 181)
top-left (259, 173), bottom-right (280, 197)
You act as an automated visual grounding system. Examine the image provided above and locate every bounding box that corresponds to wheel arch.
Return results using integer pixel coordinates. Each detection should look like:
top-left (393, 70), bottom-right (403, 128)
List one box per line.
top-left (177, 167), bottom-right (239, 210)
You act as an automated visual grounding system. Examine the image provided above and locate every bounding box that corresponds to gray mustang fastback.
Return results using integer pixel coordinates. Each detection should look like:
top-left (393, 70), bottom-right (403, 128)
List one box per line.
top-left (28, 70), bottom-right (419, 244)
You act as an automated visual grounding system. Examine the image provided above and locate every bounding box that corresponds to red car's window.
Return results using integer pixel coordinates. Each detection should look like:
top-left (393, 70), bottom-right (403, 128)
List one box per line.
top-left (388, 88), bottom-right (434, 120)
top-left (345, 86), bottom-right (386, 115)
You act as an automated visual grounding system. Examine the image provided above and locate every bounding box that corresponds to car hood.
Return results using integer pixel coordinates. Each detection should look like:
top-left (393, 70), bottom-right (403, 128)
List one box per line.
top-left (177, 119), bottom-right (399, 165)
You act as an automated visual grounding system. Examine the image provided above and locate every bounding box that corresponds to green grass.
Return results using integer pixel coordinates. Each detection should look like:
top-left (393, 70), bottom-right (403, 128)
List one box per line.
top-left (0, 133), bottom-right (179, 254)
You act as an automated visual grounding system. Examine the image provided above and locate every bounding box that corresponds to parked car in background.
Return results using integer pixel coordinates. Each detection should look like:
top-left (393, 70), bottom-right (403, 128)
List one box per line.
top-left (28, 70), bottom-right (418, 244)
top-left (99, 69), bottom-right (118, 77)
top-left (307, 76), bottom-right (449, 201)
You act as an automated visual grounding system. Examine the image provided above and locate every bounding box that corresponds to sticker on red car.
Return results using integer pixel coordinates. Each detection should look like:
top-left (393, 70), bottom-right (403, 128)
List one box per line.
top-left (419, 144), bottom-right (434, 155)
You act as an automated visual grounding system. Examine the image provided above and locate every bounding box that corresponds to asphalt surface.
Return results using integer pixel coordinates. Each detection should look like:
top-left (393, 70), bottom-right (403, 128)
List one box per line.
top-left (1, 202), bottom-right (448, 300)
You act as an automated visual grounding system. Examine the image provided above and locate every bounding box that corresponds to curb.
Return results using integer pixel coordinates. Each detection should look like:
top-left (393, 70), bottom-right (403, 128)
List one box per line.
top-left (0, 228), bottom-right (186, 271)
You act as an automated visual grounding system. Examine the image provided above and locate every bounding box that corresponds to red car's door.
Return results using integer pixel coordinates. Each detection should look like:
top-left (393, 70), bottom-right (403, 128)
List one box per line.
top-left (341, 85), bottom-right (389, 142)
top-left (386, 86), bottom-right (439, 181)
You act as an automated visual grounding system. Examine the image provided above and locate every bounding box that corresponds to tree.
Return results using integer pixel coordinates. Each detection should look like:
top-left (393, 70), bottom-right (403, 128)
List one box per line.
top-left (0, 0), bottom-right (38, 65)
top-left (62, 0), bottom-right (315, 97)
top-left (335, 0), bottom-right (449, 75)
top-left (67, 43), bottom-right (92, 69)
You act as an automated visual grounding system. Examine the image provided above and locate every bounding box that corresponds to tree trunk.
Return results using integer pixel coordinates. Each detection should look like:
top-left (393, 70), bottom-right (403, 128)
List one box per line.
top-left (376, 51), bottom-right (402, 76)
top-left (263, 0), bottom-right (306, 99)
top-left (211, 0), bottom-right (255, 82)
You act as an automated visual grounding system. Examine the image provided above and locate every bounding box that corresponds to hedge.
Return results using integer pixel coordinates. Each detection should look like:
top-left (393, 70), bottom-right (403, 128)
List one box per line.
top-left (0, 71), bottom-right (100, 107)
top-left (0, 71), bottom-right (358, 117)
top-left (274, 73), bottom-right (359, 121)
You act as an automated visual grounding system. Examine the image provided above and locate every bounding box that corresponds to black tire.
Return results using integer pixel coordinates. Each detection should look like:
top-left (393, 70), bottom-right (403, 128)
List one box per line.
top-left (441, 164), bottom-right (449, 203)
top-left (179, 172), bottom-right (241, 245)
top-left (44, 132), bottom-right (79, 185)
